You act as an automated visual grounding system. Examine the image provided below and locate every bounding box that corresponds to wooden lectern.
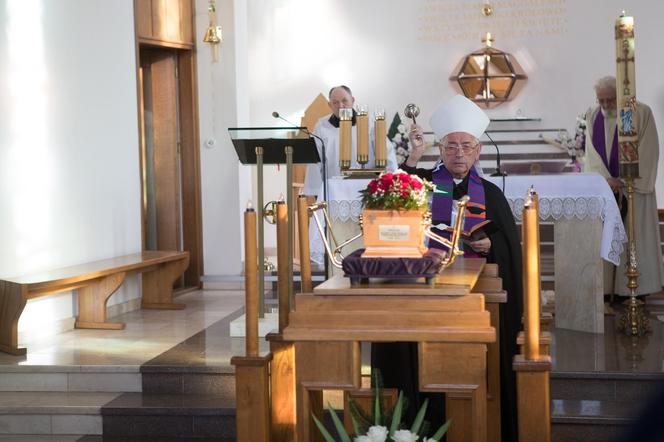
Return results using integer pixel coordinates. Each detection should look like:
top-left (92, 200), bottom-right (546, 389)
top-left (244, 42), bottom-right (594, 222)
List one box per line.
top-left (282, 259), bottom-right (495, 442)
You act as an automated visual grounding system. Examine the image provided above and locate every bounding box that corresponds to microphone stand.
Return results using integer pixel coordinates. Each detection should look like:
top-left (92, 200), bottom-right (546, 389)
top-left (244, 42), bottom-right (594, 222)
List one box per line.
top-left (273, 112), bottom-right (329, 278)
top-left (485, 131), bottom-right (507, 192)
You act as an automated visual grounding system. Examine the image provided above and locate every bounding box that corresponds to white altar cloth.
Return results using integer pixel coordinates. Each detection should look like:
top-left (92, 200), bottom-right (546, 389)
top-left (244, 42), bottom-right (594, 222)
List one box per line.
top-left (485, 174), bottom-right (626, 265)
top-left (320, 174), bottom-right (626, 265)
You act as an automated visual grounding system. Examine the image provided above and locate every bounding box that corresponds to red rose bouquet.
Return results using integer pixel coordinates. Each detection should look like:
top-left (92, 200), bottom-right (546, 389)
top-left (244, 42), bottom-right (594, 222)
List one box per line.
top-left (360, 169), bottom-right (433, 210)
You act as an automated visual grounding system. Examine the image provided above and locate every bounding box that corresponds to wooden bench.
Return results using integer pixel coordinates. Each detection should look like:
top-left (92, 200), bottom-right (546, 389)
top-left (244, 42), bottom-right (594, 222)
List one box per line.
top-left (0, 250), bottom-right (190, 355)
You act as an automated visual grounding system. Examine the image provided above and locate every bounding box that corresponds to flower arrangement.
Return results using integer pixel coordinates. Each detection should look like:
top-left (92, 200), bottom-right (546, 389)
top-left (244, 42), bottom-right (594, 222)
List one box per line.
top-left (312, 382), bottom-right (450, 442)
top-left (360, 170), bottom-right (434, 211)
top-left (388, 112), bottom-right (411, 166)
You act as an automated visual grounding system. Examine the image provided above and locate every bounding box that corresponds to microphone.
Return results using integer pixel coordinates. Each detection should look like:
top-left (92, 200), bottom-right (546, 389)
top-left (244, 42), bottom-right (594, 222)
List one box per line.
top-left (485, 131), bottom-right (506, 177)
top-left (272, 112), bottom-right (324, 144)
top-left (272, 112), bottom-right (328, 201)
top-left (273, 110), bottom-right (330, 278)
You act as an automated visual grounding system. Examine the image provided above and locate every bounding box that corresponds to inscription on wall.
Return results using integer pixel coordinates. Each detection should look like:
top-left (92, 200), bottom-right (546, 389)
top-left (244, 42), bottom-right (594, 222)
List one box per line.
top-left (418, 0), bottom-right (568, 43)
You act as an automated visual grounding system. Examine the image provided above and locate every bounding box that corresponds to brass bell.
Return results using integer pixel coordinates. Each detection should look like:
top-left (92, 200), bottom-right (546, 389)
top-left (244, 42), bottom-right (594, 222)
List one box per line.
top-left (203, 25), bottom-right (221, 44)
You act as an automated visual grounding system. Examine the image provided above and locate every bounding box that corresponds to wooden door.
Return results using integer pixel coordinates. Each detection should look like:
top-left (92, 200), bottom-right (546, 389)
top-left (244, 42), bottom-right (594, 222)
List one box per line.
top-left (139, 48), bottom-right (183, 256)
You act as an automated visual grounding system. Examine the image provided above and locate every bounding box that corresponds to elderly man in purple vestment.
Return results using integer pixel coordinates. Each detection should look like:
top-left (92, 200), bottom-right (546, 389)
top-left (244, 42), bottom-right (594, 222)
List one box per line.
top-left (584, 76), bottom-right (664, 298)
top-left (372, 95), bottom-right (523, 442)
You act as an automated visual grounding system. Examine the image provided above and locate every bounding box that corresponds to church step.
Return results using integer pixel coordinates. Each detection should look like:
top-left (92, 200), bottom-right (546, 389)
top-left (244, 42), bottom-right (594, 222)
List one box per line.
top-left (0, 391), bottom-right (118, 435)
top-left (551, 399), bottom-right (634, 442)
top-left (551, 371), bottom-right (664, 402)
top-left (101, 393), bottom-right (235, 439)
top-left (0, 366), bottom-right (141, 393)
top-left (140, 366), bottom-right (235, 397)
top-left (0, 437), bottom-right (82, 441)
top-left (79, 437), bottom-right (235, 442)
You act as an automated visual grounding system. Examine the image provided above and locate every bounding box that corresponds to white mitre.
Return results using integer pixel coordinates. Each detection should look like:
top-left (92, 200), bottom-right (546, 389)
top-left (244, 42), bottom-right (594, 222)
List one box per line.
top-left (429, 94), bottom-right (490, 139)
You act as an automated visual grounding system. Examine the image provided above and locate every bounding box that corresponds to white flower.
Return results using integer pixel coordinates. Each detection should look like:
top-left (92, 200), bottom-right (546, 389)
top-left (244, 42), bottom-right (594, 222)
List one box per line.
top-left (367, 425), bottom-right (389, 441)
top-left (354, 436), bottom-right (371, 442)
top-left (391, 429), bottom-right (419, 442)
top-left (397, 124), bottom-right (406, 133)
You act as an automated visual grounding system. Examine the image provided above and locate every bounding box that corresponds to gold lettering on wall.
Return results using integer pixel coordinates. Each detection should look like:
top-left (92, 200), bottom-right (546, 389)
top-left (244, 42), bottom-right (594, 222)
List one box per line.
top-left (418, 0), bottom-right (568, 42)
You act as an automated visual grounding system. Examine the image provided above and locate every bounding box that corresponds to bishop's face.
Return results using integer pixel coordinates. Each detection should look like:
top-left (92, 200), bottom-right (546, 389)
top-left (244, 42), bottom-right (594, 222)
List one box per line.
top-left (328, 87), bottom-right (355, 118)
top-left (596, 87), bottom-right (617, 118)
top-left (440, 132), bottom-right (481, 179)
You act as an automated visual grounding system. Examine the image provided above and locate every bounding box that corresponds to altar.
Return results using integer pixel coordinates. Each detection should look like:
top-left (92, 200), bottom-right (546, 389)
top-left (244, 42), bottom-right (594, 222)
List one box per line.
top-left (316, 173), bottom-right (626, 333)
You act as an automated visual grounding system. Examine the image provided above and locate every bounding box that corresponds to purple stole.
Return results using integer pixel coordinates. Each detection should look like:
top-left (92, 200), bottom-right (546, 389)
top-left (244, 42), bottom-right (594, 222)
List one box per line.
top-left (592, 111), bottom-right (619, 177)
top-left (430, 164), bottom-right (486, 257)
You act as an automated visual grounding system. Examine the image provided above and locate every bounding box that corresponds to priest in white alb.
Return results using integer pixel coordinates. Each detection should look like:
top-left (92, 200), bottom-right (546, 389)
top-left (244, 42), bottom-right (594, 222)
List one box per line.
top-left (584, 76), bottom-right (664, 297)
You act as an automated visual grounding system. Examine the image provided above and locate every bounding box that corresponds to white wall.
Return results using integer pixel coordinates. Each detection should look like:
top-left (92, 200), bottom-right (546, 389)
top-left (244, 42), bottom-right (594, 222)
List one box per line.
top-left (0, 0), bottom-right (142, 333)
top-left (233, 0), bottom-right (664, 249)
top-left (196, 0), bottom-right (247, 276)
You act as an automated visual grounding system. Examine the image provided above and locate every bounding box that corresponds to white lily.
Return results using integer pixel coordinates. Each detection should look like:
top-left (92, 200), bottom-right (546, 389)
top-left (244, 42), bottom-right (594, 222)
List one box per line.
top-left (391, 429), bottom-right (419, 442)
top-left (367, 425), bottom-right (389, 441)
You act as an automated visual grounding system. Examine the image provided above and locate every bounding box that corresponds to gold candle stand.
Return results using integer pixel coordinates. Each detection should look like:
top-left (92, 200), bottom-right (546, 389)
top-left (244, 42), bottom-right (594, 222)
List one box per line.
top-left (615, 13), bottom-right (649, 336)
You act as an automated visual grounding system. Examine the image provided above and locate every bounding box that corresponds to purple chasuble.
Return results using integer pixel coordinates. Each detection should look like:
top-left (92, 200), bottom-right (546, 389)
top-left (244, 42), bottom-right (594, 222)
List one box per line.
top-left (430, 164), bottom-right (486, 258)
top-left (592, 111), bottom-right (619, 177)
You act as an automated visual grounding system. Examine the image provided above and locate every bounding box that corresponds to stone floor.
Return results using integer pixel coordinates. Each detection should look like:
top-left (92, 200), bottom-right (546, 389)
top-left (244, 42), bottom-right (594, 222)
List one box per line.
top-left (2, 288), bottom-right (664, 441)
top-left (0, 290), bottom-right (246, 367)
top-left (551, 304), bottom-right (664, 373)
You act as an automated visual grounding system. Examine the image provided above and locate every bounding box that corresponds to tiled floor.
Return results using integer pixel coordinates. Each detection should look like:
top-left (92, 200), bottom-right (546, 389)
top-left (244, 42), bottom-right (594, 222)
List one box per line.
top-left (0, 290), bottom-right (246, 368)
top-left (551, 305), bottom-right (664, 373)
top-left (3, 289), bottom-right (663, 376)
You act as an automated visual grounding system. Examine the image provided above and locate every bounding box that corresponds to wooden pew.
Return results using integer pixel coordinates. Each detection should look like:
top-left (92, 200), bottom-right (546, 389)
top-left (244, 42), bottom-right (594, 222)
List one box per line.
top-left (0, 250), bottom-right (189, 355)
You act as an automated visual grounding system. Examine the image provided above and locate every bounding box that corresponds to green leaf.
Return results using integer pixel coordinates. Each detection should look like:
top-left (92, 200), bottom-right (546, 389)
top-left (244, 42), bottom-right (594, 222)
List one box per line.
top-left (387, 112), bottom-right (403, 140)
top-left (311, 413), bottom-right (337, 442)
top-left (389, 391), bottom-right (404, 436)
top-left (374, 384), bottom-right (381, 425)
top-left (327, 402), bottom-right (351, 442)
top-left (348, 398), bottom-right (372, 434)
top-left (410, 398), bottom-right (429, 434)
top-left (348, 397), bottom-right (372, 435)
top-left (350, 413), bottom-right (361, 436)
top-left (430, 419), bottom-right (452, 441)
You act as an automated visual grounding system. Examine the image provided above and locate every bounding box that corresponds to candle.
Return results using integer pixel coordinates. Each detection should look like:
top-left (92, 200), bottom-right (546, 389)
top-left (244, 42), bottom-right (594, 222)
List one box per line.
top-left (244, 204), bottom-right (259, 357)
top-left (339, 108), bottom-right (352, 169)
top-left (374, 107), bottom-right (386, 168)
top-left (276, 201), bottom-right (289, 332)
top-left (297, 195), bottom-right (313, 293)
top-left (615, 13), bottom-right (638, 178)
top-left (522, 187), bottom-right (540, 360)
top-left (356, 105), bottom-right (369, 165)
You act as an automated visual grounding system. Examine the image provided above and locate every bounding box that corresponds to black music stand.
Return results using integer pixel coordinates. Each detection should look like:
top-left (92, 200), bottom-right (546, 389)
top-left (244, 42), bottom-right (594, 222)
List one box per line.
top-left (229, 127), bottom-right (320, 317)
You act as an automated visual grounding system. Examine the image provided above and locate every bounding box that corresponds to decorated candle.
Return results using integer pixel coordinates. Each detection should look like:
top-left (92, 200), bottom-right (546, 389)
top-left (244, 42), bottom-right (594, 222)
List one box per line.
top-left (615, 13), bottom-right (639, 178)
top-left (374, 107), bottom-right (387, 168)
top-left (339, 108), bottom-right (353, 169)
top-left (356, 104), bottom-right (369, 165)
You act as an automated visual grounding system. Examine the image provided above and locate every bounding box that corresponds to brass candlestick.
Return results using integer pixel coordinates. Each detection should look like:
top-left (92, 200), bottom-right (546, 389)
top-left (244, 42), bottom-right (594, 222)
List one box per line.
top-left (618, 178), bottom-right (649, 335)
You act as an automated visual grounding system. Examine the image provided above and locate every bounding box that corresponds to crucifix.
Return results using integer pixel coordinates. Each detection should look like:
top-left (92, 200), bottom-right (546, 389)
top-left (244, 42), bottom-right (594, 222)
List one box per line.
top-left (616, 39), bottom-right (634, 96)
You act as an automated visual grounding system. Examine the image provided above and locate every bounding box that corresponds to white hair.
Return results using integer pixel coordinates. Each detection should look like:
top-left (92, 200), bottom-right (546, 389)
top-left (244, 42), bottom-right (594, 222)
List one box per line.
top-left (594, 76), bottom-right (617, 94)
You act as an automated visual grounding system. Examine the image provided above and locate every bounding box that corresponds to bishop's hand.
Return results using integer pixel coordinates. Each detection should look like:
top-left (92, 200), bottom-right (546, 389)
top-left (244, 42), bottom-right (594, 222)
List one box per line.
top-left (406, 123), bottom-right (426, 166)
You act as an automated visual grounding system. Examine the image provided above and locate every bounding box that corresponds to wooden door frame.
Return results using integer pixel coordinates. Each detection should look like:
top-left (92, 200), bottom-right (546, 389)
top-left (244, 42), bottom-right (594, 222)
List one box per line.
top-left (133, 0), bottom-right (203, 288)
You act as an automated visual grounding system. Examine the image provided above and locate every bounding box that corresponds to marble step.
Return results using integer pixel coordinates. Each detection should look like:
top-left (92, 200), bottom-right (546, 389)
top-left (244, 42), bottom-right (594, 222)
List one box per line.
top-left (0, 366), bottom-right (141, 393)
top-left (0, 391), bottom-right (119, 435)
top-left (101, 393), bottom-right (235, 439)
top-left (0, 437), bottom-right (82, 441)
top-left (551, 399), bottom-right (635, 442)
top-left (79, 437), bottom-right (235, 442)
top-left (551, 371), bottom-right (664, 402)
top-left (141, 366), bottom-right (235, 397)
